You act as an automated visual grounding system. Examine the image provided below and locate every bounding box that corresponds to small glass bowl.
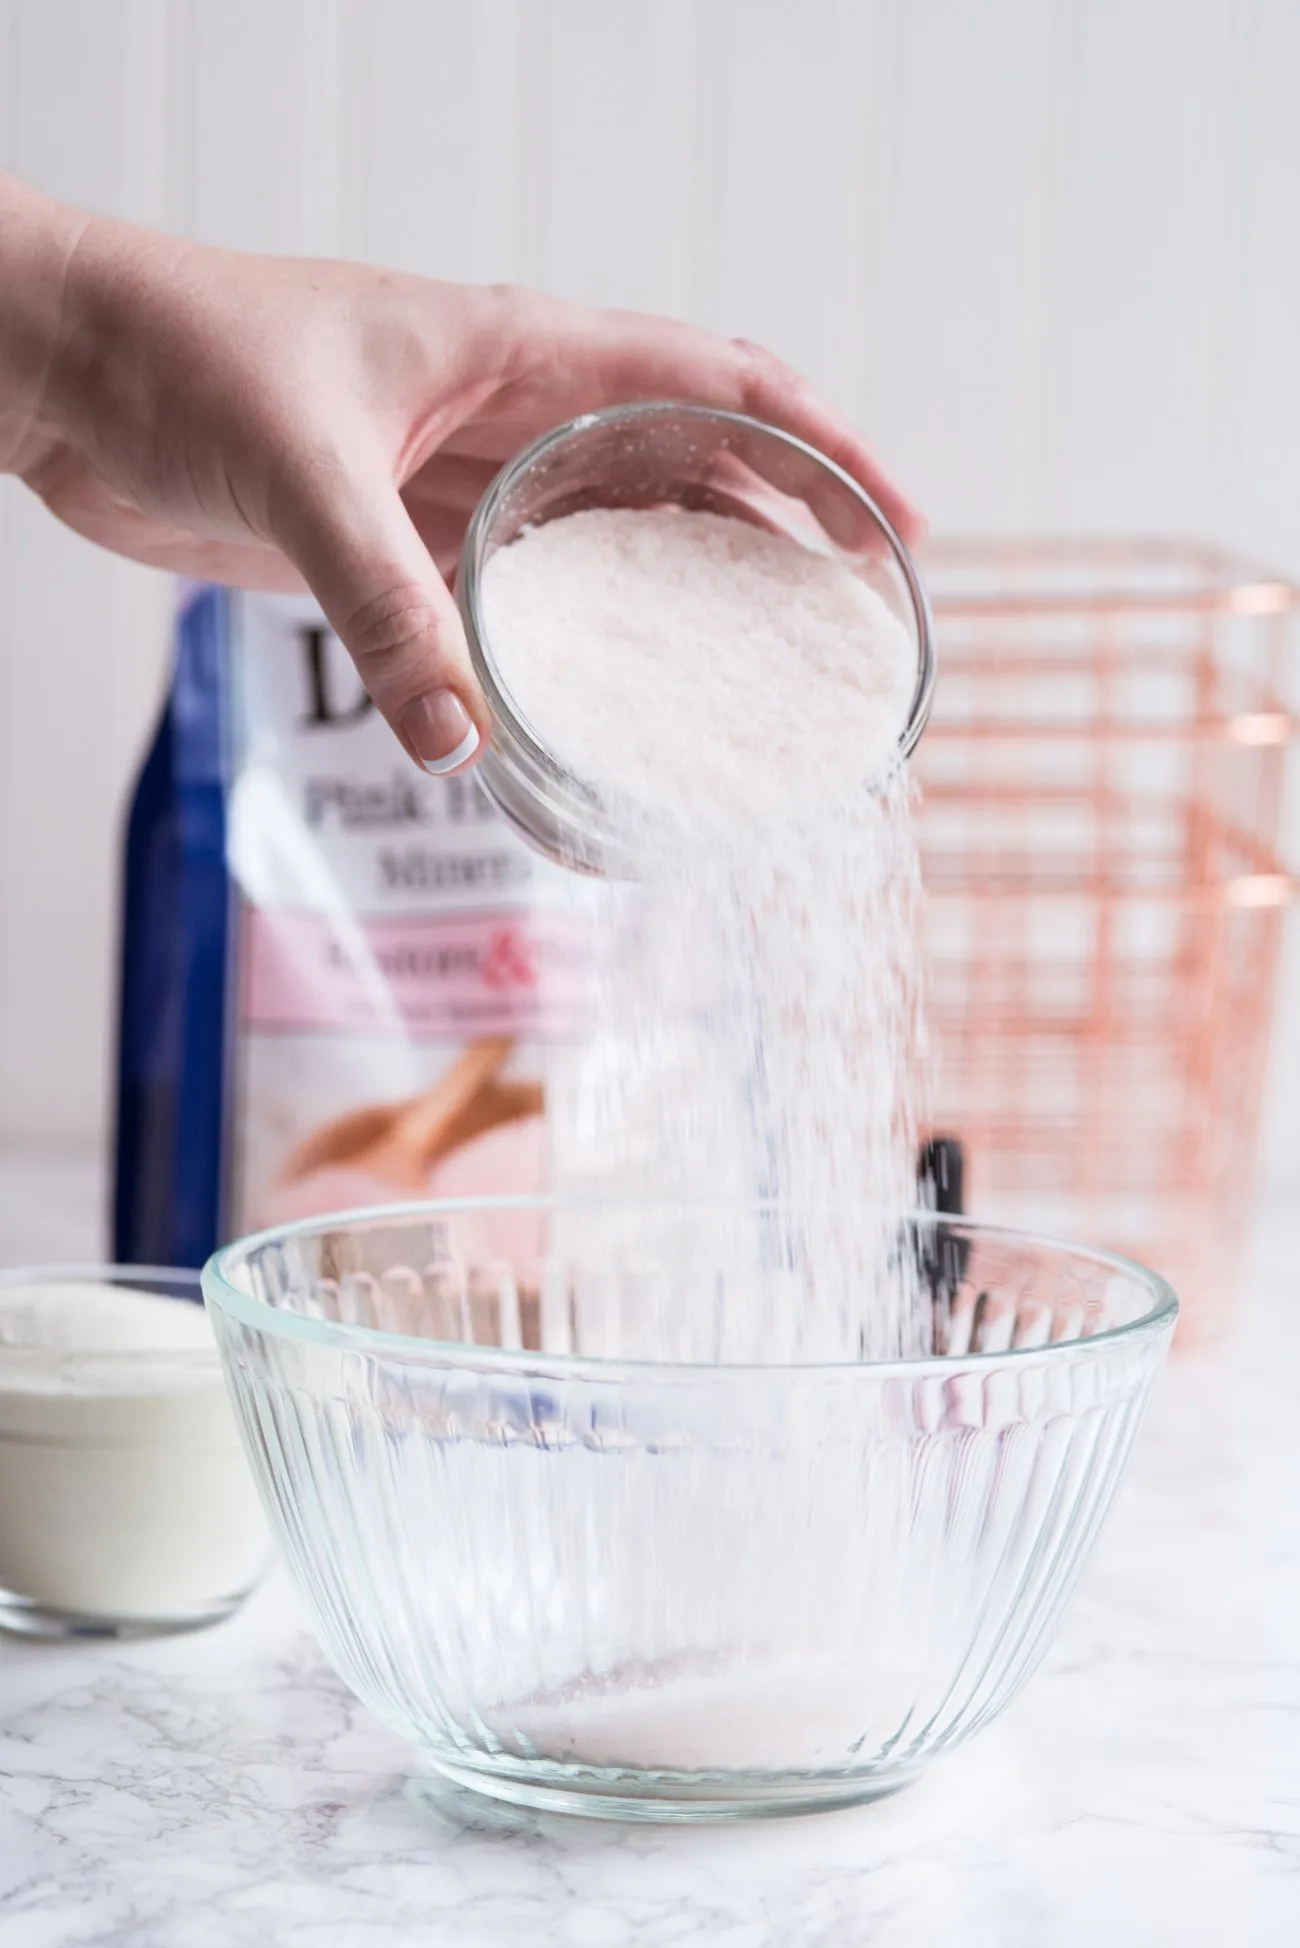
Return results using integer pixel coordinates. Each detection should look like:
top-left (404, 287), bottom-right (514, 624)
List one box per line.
top-left (457, 401), bottom-right (936, 875)
top-left (204, 1200), bottom-right (1176, 1821)
top-left (0, 1265), bottom-right (271, 1638)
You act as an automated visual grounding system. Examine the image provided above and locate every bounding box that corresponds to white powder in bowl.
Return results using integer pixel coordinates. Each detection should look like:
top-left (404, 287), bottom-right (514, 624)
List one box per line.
top-left (0, 1281), bottom-right (268, 1623)
top-left (482, 505), bottom-right (915, 837)
top-left (496, 1652), bottom-right (887, 1774)
top-left (0, 1280), bottom-right (222, 1362)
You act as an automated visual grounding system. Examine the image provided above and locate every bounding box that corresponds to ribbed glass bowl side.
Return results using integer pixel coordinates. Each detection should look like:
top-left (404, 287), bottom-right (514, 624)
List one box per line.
top-left (205, 1282), bottom-right (1170, 1809)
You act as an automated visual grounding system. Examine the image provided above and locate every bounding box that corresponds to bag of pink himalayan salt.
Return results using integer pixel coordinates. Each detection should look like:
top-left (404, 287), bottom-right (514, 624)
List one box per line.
top-left (114, 586), bottom-right (588, 1269)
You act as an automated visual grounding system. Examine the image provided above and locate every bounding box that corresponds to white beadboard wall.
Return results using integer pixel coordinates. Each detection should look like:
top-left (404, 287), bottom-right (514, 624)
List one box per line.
top-left (1, 0), bottom-right (1298, 1187)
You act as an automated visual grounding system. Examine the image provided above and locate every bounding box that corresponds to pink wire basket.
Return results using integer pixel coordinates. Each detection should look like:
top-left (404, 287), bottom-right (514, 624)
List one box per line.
top-left (914, 539), bottom-right (1298, 1335)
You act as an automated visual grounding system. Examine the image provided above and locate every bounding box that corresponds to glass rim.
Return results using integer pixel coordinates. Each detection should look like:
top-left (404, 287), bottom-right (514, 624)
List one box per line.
top-left (0, 1263), bottom-right (219, 1365)
top-left (457, 399), bottom-right (938, 790)
top-left (202, 1196), bottom-right (1179, 1382)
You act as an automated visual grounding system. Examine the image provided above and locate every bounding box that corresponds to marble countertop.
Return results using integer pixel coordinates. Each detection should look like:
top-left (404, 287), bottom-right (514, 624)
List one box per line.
top-left (0, 1149), bottom-right (1297, 1946)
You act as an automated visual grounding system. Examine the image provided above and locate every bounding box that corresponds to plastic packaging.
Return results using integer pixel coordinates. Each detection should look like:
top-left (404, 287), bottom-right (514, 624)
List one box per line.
top-left (114, 587), bottom-right (587, 1268)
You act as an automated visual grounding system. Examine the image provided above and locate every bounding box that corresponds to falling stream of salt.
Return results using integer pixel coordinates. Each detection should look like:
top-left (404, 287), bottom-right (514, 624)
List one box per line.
top-left (475, 504), bottom-right (930, 1771)
top-left (483, 505), bottom-right (930, 1365)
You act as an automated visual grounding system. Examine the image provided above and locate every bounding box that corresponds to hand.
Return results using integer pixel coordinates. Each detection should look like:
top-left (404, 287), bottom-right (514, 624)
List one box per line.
top-left (1, 176), bottom-right (923, 773)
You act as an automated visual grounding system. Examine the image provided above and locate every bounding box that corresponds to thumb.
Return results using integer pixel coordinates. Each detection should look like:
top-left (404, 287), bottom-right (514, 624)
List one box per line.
top-left (276, 459), bottom-right (489, 774)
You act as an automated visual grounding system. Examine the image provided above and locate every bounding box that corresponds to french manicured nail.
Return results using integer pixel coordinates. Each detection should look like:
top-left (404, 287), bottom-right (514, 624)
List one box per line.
top-left (400, 689), bottom-right (480, 773)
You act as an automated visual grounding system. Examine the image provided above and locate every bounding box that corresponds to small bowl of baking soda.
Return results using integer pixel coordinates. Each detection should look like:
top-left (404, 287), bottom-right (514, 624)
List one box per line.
top-left (0, 1265), bottom-right (270, 1637)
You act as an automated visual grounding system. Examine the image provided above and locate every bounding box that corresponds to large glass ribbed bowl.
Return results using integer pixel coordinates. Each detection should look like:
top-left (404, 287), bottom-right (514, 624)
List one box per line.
top-left (202, 1199), bottom-right (1176, 1821)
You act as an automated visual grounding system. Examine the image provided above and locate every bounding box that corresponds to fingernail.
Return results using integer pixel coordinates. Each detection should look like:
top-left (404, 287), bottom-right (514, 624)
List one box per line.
top-left (400, 689), bottom-right (481, 773)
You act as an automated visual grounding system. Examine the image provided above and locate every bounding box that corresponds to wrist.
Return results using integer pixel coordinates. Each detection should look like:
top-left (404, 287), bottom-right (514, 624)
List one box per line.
top-left (0, 175), bottom-right (93, 472)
